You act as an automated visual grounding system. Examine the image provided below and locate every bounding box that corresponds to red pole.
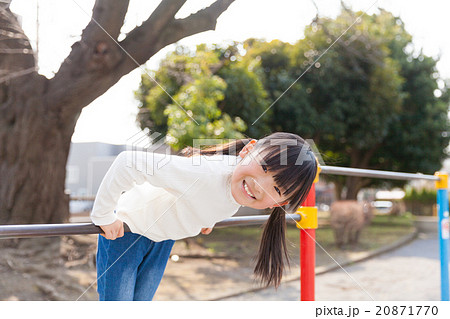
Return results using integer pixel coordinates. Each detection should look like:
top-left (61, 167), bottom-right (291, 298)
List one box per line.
top-left (300, 183), bottom-right (316, 301)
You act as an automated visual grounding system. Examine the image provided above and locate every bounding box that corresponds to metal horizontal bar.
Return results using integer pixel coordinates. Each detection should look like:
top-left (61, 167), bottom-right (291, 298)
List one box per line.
top-left (320, 165), bottom-right (439, 181)
top-left (215, 213), bottom-right (300, 228)
top-left (0, 214), bottom-right (301, 239)
top-left (70, 196), bottom-right (96, 201)
top-left (0, 223), bottom-right (119, 240)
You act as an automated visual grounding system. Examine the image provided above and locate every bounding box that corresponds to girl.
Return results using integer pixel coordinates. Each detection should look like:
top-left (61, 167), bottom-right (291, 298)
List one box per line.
top-left (91, 132), bottom-right (318, 300)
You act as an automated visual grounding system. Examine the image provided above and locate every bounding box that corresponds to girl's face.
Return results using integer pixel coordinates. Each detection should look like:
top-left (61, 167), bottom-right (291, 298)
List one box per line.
top-left (230, 140), bottom-right (289, 209)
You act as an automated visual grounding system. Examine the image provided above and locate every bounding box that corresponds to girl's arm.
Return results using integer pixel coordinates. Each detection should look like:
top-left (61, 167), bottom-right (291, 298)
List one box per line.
top-left (90, 150), bottom-right (209, 227)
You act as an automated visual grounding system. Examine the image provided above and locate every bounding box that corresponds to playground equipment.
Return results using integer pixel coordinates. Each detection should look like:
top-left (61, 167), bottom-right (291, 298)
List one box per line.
top-left (313, 166), bottom-right (448, 301)
top-left (0, 165), bottom-right (449, 301)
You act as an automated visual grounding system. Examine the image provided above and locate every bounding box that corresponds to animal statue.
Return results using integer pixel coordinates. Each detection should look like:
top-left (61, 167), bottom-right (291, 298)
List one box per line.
top-left (329, 200), bottom-right (374, 248)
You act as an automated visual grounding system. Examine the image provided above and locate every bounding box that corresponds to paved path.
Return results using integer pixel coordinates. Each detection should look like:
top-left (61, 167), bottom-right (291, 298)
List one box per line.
top-left (221, 233), bottom-right (443, 301)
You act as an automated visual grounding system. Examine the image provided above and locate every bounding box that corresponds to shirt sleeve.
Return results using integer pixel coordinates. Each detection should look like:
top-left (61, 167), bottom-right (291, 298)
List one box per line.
top-left (90, 150), bottom-right (212, 226)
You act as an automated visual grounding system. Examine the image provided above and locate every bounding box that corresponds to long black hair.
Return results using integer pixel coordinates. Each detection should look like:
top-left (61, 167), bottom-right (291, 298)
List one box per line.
top-left (251, 132), bottom-right (318, 288)
top-left (179, 132), bottom-right (318, 288)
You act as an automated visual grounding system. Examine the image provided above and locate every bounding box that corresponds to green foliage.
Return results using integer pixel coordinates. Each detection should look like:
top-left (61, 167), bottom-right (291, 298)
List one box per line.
top-left (404, 187), bottom-right (437, 203)
top-left (135, 44), bottom-right (270, 150)
top-left (240, 8), bottom-right (448, 196)
top-left (250, 9), bottom-right (407, 152)
top-left (217, 63), bottom-right (271, 137)
top-left (241, 39), bottom-right (314, 135)
top-left (380, 53), bottom-right (450, 176)
top-left (164, 74), bottom-right (246, 150)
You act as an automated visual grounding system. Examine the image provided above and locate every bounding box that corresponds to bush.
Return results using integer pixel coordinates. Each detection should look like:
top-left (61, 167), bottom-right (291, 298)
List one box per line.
top-left (403, 188), bottom-right (438, 216)
top-left (404, 188), bottom-right (437, 202)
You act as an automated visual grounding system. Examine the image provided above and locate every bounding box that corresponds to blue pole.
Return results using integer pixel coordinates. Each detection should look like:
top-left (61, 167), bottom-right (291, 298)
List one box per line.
top-left (435, 172), bottom-right (450, 301)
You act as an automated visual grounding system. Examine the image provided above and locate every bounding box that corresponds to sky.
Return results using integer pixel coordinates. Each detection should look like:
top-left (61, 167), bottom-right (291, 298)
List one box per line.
top-left (9, 0), bottom-right (450, 145)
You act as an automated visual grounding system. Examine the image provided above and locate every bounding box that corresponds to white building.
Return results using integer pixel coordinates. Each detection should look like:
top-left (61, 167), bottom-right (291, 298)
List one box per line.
top-left (65, 142), bottom-right (126, 197)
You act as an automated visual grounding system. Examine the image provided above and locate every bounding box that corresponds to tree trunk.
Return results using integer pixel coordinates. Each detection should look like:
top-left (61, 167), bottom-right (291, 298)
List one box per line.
top-left (0, 73), bottom-right (72, 224)
top-left (344, 176), bottom-right (361, 200)
top-left (341, 143), bottom-right (383, 200)
top-left (334, 181), bottom-right (344, 200)
top-left (0, 0), bottom-right (235, 224)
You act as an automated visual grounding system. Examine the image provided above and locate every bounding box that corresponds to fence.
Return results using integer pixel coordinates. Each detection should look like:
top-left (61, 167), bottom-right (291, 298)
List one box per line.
top-left (0, 165), bottom-right (448, 301)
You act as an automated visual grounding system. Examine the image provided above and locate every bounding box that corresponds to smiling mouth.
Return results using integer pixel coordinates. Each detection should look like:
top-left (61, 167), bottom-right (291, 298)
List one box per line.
top-left (242, 180), bottom-right (256, 199)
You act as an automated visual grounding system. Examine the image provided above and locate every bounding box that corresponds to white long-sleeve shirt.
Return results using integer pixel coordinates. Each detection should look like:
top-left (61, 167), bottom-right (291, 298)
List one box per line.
top-left (90, 150), bottom-right (242, 242)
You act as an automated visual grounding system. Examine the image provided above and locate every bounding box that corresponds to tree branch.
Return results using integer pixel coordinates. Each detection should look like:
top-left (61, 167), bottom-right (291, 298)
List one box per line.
top-left (46, 0), bottom-right (186, 111)
top-left (52, 0), bottom-right (130, 80)
top-left (120, 0), bottom-right (235, 73)
top-left (119, 0), bottom-right (187, 64)
top-left (81, 0), bottom-right (130, 43)
top-left (46, 0), bottom-right (130, 110)
top-left (47, 0), bottom-right (234, 122)
top-left (164, 0), bottom-right (235, 44)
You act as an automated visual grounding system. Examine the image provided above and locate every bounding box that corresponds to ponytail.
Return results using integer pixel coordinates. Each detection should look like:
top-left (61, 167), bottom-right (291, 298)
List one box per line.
top-left (254, 206), bottom-right (290, 289)
top-left (177, 138), bottom-right (252, 157)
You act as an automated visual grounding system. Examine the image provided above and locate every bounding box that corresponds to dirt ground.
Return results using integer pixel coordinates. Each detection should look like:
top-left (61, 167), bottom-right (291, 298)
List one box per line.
top-left (0, 233), bottom-right (298, 301)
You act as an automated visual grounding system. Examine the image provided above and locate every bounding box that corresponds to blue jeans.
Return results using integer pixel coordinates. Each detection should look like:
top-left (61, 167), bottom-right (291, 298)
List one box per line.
top-left (96, 232), bottom-right (175, 301)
